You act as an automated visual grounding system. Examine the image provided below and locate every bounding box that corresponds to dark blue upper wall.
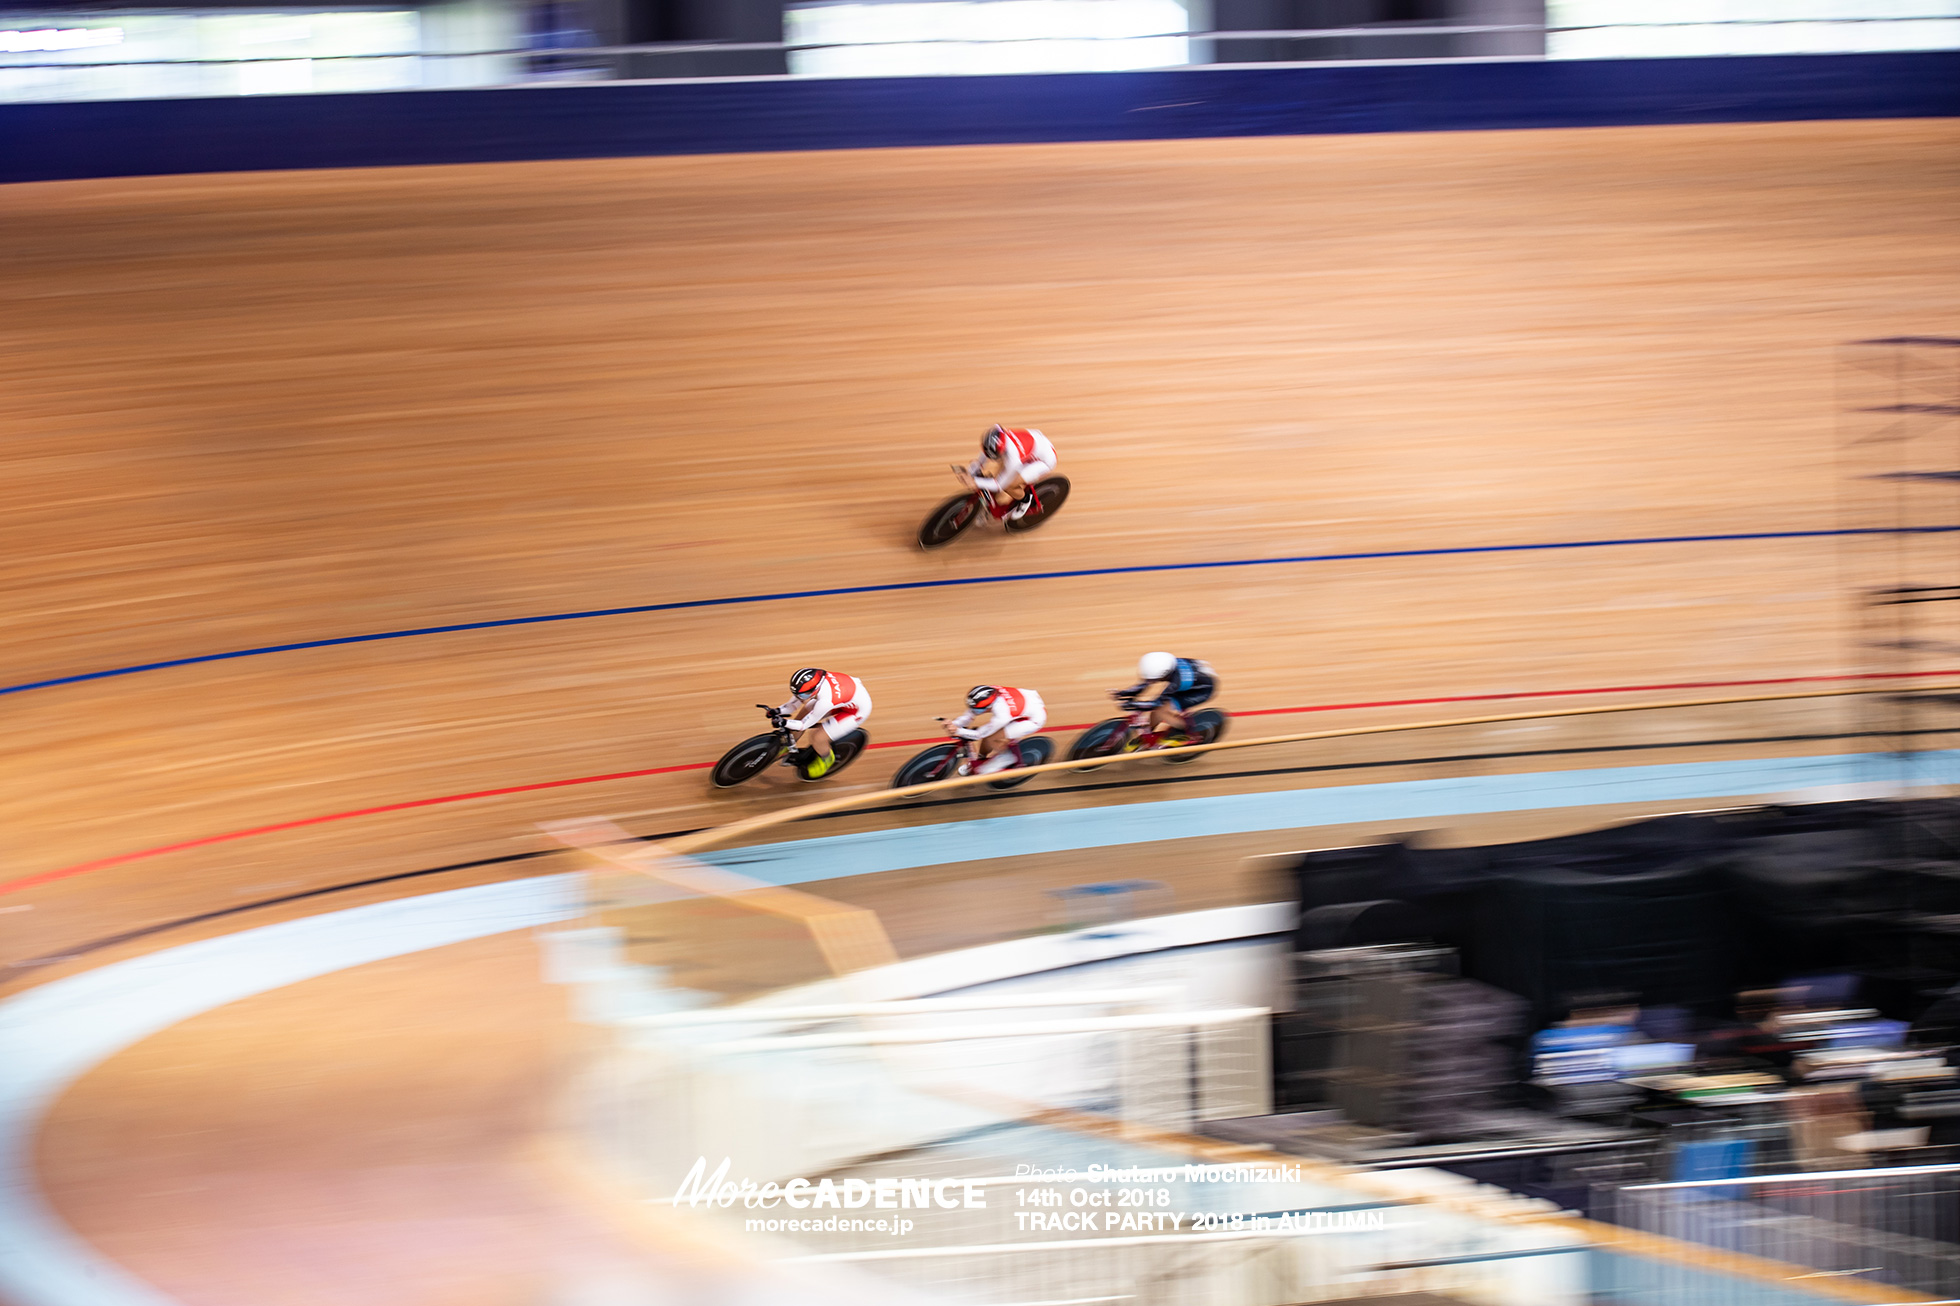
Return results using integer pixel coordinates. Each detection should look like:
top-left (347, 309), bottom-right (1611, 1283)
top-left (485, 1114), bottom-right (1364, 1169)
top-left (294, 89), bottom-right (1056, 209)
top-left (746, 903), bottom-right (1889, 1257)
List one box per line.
top-left (4, 51), bottom-right (1957, 185)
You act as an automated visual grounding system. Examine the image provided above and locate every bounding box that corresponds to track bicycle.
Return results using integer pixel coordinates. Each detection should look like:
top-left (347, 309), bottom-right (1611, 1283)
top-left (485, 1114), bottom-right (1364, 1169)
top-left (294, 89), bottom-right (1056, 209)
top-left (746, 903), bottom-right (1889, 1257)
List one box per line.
top-left (711, 704), bottom-right (869, 788)
top-left (890, 721), bottom-right (1056, 791)
top-left (918, 466), bottom-right (1072, 550)
top-left (1065, 699), bottom-right (1228, 771)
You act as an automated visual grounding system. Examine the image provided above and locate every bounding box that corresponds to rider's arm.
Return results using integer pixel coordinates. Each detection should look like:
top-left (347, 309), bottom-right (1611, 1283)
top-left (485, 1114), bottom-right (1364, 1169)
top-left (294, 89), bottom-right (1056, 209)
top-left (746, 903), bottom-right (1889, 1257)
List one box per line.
top-left (952, 706), bottom-right (1006, 740)
top-left (967, 456), bottom-right (1001, 491)
top-left (1118, 679), bottom-right (1164, 709)
top-left (782, 683), bottom-right (836, 732)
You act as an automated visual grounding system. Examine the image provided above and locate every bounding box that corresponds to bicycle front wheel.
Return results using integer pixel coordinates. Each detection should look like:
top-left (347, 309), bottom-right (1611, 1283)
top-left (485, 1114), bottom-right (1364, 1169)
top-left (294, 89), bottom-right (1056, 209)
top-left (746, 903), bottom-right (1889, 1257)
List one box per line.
top-left (919, 494), bottom-right (981, 549)
top-left (1067, 718), bottom-right (1130, 772)
top-left (892, 742), bottom-right (962, 789)
top-left (713, 732), bottom-right (785, 788)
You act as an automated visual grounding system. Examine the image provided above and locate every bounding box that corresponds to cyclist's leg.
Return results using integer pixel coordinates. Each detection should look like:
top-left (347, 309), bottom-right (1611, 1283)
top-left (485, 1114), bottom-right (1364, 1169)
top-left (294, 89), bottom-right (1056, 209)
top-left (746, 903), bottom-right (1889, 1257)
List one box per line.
top-left (791, 729), bottom-right (836, 781)
top-left (1005, 461), bottom-right (1050, 515)
top-left (800, 698), bottom-right (865, 777)
top-left (978, 714), bottom-right (1043, 774)
top-left (992, 468), bottom-right (1027, 508)
top-left (1155, 681), bottom-right (1214, 738)
top-left (1148, 700), bottom-right (1184, 735)
top-left (789, 727), bottom-right (832, 776)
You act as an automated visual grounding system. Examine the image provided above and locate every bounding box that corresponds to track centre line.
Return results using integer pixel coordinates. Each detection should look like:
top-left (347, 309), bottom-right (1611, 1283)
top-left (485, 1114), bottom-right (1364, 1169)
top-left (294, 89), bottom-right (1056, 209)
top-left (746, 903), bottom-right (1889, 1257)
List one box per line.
top-left (1, 526), bottom-right (1942, 700)
top-left (2, 668), bottom-right (1951, 900)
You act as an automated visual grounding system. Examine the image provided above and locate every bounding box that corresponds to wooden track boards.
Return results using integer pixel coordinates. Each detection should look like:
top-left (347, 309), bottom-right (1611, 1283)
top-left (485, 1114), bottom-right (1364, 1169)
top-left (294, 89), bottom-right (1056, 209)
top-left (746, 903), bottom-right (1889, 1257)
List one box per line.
top-left (4, 116), bottom-right (1958, 1306)
top-left (3, 119), bottom-right (1957, 970)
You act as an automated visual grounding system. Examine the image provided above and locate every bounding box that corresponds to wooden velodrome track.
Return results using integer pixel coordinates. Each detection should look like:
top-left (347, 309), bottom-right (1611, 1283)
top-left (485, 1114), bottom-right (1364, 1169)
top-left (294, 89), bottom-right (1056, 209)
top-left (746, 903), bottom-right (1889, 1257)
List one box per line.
top-left (3, 117), bottom-right (1958, 1305)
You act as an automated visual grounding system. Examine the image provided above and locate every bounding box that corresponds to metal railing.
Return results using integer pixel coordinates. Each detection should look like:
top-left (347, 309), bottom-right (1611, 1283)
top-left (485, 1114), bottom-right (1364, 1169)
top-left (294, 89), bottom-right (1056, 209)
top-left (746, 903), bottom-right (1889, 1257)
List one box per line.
top-left (1608, 1165), bottom-right (1960, 1299)
top-left (2, 11), bottom-right (1955, 103)
top-left (3, 16), bottom-right (1958, 70)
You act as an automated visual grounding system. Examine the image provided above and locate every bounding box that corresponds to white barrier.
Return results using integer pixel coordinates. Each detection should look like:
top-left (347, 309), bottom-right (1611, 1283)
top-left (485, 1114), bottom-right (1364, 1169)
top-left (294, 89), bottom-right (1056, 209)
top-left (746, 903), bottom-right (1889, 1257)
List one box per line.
top-left (564, 920), bottom-right (1271, 1186)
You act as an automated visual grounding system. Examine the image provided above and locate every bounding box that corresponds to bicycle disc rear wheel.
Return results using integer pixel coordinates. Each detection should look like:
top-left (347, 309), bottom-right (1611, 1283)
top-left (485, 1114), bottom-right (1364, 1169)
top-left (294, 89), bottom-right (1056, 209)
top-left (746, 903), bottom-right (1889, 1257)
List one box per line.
top-left (827, 729), bottom-right (868, 776)
top-left (988, 735), bottom-right (1054, 789)
top-left (1161, 709), bottom-right (1226, 765)
top-left (1004, 476), bottom-right (1071, 533)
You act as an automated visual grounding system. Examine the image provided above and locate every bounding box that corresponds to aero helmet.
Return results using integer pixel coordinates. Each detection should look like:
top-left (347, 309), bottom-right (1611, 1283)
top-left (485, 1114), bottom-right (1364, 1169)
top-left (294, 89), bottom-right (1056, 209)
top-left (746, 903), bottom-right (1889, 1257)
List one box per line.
top-left (966, 684), bottom-right (1002, 710)
top-left (790, 667), bottom-right (826, 696)
top-left (981, 424), bottom-right (1006, 459)
top-left (1138, 651), bottom-right (1177, 681)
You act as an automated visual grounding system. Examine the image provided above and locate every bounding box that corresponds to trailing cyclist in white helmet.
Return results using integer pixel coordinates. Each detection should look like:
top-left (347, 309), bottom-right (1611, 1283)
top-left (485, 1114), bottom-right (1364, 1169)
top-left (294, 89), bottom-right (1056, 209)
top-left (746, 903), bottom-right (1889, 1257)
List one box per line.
top-left (1114, 652), bottom-right (1217, 742)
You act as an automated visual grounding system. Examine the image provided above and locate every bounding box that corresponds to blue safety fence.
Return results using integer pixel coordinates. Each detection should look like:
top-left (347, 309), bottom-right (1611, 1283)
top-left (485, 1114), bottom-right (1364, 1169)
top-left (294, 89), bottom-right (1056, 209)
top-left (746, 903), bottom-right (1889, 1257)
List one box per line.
top-left (4, 50), bottom-right (1957, 183)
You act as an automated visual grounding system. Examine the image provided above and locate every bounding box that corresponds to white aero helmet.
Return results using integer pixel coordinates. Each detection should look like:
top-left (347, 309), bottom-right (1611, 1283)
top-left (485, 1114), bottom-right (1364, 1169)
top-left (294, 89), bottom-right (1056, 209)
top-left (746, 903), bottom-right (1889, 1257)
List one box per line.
top-left (1138, 651), bottom-right (1177, 681)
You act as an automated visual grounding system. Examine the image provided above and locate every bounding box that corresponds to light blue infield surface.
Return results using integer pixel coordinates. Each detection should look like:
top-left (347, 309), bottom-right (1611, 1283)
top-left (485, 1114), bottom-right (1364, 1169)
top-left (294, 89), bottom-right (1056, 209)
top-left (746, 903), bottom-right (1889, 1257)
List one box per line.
top-left (698, 752), bottom-right (1960, 885)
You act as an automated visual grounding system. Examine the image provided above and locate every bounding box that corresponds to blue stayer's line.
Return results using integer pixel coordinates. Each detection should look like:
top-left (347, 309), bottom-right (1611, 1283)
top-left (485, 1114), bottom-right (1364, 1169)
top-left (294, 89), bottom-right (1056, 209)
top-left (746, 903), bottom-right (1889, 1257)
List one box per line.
top-left (700, 752), bottom-right (1960, 886)
top-left (2, 525), bottom-right (1946, 700)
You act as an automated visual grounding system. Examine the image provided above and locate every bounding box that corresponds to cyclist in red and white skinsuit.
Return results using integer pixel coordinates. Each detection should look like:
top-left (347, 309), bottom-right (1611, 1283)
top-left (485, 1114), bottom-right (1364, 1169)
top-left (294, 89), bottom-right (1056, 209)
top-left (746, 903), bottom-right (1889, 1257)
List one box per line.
top-left (781, 667), bottom-right (873, 780)
top-left (968, 424), bottom-right (1058, 520)
top-left (946, 683), bottom-right (1047, 775)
